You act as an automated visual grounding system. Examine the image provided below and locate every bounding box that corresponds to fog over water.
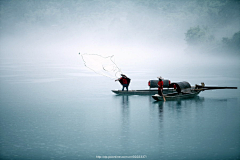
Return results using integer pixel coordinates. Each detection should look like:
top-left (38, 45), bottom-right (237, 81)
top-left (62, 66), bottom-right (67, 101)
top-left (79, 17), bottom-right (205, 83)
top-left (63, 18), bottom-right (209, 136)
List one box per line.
top-left (0, 1), bottom-right (240, 160)
top-left (1, 0), bottom-right (239, 68)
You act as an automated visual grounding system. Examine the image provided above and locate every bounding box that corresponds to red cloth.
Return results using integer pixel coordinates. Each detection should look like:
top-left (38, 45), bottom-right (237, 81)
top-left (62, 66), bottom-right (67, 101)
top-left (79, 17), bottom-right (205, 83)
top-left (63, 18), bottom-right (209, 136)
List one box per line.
top-left (120, 77), bottom-right (128, 84)
top-left (173, 84), bottom-right (176, 89)
top-left (158, 81), bottom-right (164, 90)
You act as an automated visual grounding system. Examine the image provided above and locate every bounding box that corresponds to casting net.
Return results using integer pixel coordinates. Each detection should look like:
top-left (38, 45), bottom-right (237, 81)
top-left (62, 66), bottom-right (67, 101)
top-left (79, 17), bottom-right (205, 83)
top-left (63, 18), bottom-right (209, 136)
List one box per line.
top-left (80, 53), bottom-right (122, 79)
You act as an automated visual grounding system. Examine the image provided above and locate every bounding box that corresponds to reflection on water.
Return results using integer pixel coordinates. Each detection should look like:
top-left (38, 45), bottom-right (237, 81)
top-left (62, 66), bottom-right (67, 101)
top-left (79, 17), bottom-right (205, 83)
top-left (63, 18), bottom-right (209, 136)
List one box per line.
top-left (120, 95), bottom-right (130, 132)
top-left (120, 96), bottom-right (130, 154)
top-left (153, 96), bottom-right (205, 110)
top-left (157, 101), bottom-right (164, 123)
top-left (168, 96), bottom-right (204, 107)
top-left (121, 96), bottom-right (129, 108)
top-left (151, 96), bottom-right (205, 124)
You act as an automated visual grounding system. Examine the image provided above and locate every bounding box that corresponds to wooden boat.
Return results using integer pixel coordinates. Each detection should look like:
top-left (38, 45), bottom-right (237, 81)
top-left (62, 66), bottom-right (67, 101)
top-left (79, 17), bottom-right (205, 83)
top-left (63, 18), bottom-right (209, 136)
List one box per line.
top-left (152, 90), bottom-right (201, 101)
top-left (112, 79), bottom-right (237, 98)
top-left (112, 79), bottom-right (176, 95)
top-left (112, 88), bottom-right (176, 95)
top-left (152, 82), bottom-right (237, 101)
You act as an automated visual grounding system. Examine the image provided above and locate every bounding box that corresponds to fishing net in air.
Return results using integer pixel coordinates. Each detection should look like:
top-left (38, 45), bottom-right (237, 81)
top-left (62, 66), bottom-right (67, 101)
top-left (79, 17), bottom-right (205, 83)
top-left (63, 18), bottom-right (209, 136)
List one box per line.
top-left (80, 53), bottom-right (122, 79)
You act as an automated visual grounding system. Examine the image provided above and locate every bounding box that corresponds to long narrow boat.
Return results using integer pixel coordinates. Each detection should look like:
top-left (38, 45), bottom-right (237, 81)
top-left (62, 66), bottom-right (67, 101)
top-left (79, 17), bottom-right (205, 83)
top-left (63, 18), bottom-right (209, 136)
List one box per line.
top-left (151, 82), bottom-right (237, 101)
top-left (152, 90), bottom-right (201, 101)
top-left (112, 88), bottom-right (176, 95)
top-left (112, 79), bottom-right (237, 99)
top-left (112, 79), bottom-right (176, 95)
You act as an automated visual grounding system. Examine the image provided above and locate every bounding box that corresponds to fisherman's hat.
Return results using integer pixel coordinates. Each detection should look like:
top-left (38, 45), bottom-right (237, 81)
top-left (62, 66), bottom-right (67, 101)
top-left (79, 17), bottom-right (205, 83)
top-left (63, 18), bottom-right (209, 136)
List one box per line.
top-left (157, 76), bottom-right (163, 80)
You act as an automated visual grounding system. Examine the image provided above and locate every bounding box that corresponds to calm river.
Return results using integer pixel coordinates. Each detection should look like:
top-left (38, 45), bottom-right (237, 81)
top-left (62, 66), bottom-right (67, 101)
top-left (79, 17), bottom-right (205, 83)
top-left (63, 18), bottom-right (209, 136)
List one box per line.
top-left (0, 57), bottom-right (239, 160)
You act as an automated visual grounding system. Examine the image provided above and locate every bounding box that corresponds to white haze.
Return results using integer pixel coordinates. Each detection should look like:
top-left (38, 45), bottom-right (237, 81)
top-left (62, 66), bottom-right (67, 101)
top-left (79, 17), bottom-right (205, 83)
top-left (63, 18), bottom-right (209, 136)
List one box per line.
top-left (0, 0), bottom-right (239, 76)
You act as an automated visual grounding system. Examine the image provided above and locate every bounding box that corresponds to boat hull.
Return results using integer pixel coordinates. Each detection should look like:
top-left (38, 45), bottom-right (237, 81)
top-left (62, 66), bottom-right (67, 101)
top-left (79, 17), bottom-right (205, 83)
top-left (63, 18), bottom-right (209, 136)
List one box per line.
top-left (112, 89), bottom-right (176, 95)
top-left (152, 90), bottom-right (201, 101)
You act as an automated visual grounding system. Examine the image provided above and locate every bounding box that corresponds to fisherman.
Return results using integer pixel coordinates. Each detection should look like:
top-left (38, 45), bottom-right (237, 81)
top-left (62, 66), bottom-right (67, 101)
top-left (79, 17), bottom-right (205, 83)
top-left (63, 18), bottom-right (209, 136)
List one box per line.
top-left (115, 74), bottom-right (130, 91)
top-left (157, 76), bottom-right (166, 101)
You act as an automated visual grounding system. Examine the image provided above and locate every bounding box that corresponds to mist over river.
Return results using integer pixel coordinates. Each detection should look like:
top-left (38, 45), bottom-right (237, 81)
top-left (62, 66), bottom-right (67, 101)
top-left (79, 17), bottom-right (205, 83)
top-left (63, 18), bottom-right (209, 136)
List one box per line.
top-left (0, 0), bottom-right (240, 159)
top-left (0, 55), bottom-right (239, 160)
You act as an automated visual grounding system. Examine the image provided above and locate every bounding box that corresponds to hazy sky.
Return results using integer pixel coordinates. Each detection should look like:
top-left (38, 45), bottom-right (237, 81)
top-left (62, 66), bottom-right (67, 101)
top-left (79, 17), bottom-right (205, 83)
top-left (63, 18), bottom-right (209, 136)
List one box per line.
top-left (0, 0), bottom-right (239, 68)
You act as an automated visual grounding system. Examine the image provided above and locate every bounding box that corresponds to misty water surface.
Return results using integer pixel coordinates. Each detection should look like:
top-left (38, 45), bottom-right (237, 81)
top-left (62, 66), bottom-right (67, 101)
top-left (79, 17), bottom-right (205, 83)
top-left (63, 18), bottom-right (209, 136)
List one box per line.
top-left (0, 56), bottom-right (240, 160)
